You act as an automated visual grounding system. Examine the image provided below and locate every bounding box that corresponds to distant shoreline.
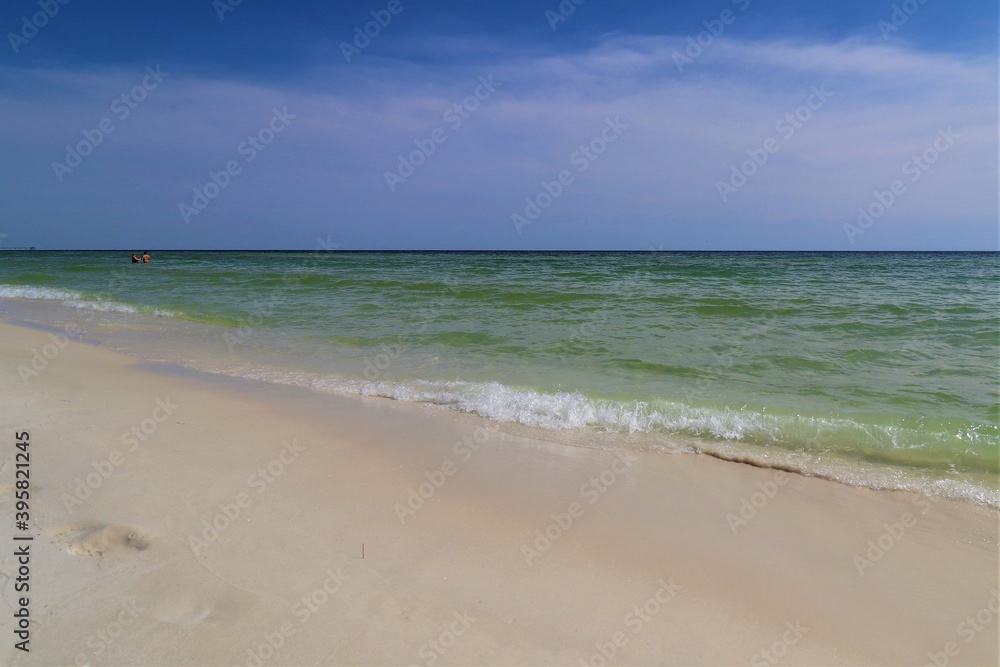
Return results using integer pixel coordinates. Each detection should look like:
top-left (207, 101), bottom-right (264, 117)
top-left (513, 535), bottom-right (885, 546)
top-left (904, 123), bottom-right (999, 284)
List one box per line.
top-left (2, 248), bottom-right (997, 253)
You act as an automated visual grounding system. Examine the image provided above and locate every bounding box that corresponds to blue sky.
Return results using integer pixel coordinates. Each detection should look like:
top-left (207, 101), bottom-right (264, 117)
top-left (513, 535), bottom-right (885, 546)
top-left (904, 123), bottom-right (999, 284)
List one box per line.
top-left (1, 0), bottom-right (997, 250)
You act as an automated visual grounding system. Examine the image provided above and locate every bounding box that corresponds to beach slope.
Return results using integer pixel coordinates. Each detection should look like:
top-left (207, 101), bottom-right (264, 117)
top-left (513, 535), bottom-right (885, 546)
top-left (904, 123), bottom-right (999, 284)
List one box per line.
top-left (0, 321), bottom-right (996, 665)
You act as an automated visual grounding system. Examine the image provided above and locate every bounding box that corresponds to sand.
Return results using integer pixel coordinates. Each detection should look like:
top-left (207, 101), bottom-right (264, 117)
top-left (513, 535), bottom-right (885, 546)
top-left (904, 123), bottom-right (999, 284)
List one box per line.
top-left (0, 321), bottom-right (996, 666)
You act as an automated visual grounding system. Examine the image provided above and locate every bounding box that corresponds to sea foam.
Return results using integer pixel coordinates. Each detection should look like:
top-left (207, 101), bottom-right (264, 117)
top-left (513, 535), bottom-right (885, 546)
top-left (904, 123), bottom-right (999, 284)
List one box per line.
top-left (0, 283), bottom-right (175, 316)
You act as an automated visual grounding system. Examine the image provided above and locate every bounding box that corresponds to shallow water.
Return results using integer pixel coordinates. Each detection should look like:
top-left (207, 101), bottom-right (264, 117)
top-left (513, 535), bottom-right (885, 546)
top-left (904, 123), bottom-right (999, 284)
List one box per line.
top-left (1, 250), bottom-right (996, 505)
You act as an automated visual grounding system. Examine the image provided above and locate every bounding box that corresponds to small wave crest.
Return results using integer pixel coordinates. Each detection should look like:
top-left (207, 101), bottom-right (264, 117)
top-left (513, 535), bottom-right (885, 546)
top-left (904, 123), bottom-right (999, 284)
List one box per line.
top-left (0, 283), bottom-right (175, 317)
top-left (357, 379), bottom-right (998, 454)
top-left (0, 285), bottom-right (82, 301)
top-left (355, 379), bottom-right (808, 444)
top-left (360, 379), bottom-right (999, 506)
top-left (198, 364), bottom-right (998, 507)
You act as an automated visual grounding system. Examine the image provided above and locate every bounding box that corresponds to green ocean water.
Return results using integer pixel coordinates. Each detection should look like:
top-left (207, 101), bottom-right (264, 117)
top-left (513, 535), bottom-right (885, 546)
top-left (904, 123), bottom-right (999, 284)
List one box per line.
top-left (1, 251), bottom-right (997, 505)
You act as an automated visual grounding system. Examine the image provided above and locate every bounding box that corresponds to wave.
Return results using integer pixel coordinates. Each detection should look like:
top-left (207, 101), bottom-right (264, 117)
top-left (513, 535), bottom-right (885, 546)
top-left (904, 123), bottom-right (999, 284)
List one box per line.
top-left (357, 380), bottom-right (997, 457)
top-left (0, 284), bottom-right (176, 317)
top-left (201, 365), bottom-right (999, 508)
top-left (0, 285), bottom-right (82, 301)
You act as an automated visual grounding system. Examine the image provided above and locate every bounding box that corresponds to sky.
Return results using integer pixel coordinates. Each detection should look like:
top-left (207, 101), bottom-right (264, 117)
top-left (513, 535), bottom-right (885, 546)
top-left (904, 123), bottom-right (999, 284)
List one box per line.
top-left (1, 0), bottom-right (997, 250)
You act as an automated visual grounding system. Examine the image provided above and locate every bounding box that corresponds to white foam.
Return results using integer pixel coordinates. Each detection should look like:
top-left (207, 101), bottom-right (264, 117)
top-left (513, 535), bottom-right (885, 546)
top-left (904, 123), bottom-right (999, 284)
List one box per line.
top-left (61, 299), bottom-right (139, 314)
top-left (0, 285), bottom-right (82, 301)
top-left (174, 363), bottom-right (1000, 508)
top-left (356, 379), bottom-right (854, 446)
top-left (0, 283), bottom-right (175, 317)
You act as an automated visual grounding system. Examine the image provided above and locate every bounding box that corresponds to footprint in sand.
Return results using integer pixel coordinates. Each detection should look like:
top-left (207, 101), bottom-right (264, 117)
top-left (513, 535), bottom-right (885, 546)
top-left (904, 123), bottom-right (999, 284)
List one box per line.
top-left (150, 588), bottom-right (253, 627)
top-left (153, 598), bottom-right (212, 626)
top-left (56, 522), bottom-right (150, 557)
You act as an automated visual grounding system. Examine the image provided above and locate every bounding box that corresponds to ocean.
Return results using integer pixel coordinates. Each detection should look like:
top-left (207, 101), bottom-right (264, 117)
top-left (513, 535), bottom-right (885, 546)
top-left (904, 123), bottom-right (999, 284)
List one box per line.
top-left (1, 250), bottom-right (997, 507)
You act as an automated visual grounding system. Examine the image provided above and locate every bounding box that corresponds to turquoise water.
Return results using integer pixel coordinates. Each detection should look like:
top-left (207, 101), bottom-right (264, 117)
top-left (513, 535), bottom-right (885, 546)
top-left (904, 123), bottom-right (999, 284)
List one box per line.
top-left (1, 251), bottom-right (997, 505)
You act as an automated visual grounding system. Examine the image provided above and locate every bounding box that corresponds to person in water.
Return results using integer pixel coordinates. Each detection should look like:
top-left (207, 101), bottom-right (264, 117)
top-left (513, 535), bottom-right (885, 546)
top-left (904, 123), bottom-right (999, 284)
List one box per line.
top-left (131, 253), bottom-right (140, 263)
top-left (141, 251), bottom-right (150, 263)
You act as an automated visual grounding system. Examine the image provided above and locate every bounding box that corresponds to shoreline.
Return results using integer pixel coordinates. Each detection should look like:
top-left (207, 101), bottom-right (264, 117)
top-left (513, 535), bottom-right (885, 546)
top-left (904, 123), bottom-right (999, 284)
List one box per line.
top-left (3, 294), bottom-right (996, 511)
top-left (1, 320), bottom-right (997, 665)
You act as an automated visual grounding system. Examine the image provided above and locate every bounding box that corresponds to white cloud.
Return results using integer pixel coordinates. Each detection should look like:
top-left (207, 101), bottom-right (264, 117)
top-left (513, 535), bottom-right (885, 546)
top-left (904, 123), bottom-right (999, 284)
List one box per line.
top-left (1, 34), bottom-right (996, 249)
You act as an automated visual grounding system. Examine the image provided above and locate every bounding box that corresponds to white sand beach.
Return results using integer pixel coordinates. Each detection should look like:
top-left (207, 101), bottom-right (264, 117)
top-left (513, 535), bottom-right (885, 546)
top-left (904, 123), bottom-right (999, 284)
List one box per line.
top-left (1, 321), bottom-right (997, 666)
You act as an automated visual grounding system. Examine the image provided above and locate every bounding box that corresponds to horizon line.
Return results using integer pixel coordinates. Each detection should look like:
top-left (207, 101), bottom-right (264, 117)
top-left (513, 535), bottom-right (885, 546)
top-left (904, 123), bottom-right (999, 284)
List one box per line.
top-left (1, 249), bottom-right (997, 253)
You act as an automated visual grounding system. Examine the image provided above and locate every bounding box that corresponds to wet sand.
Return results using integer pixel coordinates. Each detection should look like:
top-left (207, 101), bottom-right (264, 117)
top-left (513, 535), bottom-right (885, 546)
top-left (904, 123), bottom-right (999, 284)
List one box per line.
top-left (0, 321), bottom-right (996, 666)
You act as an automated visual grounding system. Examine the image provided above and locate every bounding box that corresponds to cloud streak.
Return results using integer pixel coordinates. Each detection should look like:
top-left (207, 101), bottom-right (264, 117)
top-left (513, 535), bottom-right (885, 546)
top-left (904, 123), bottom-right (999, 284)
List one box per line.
top-left (2, 33), bottom-right (996, 249)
